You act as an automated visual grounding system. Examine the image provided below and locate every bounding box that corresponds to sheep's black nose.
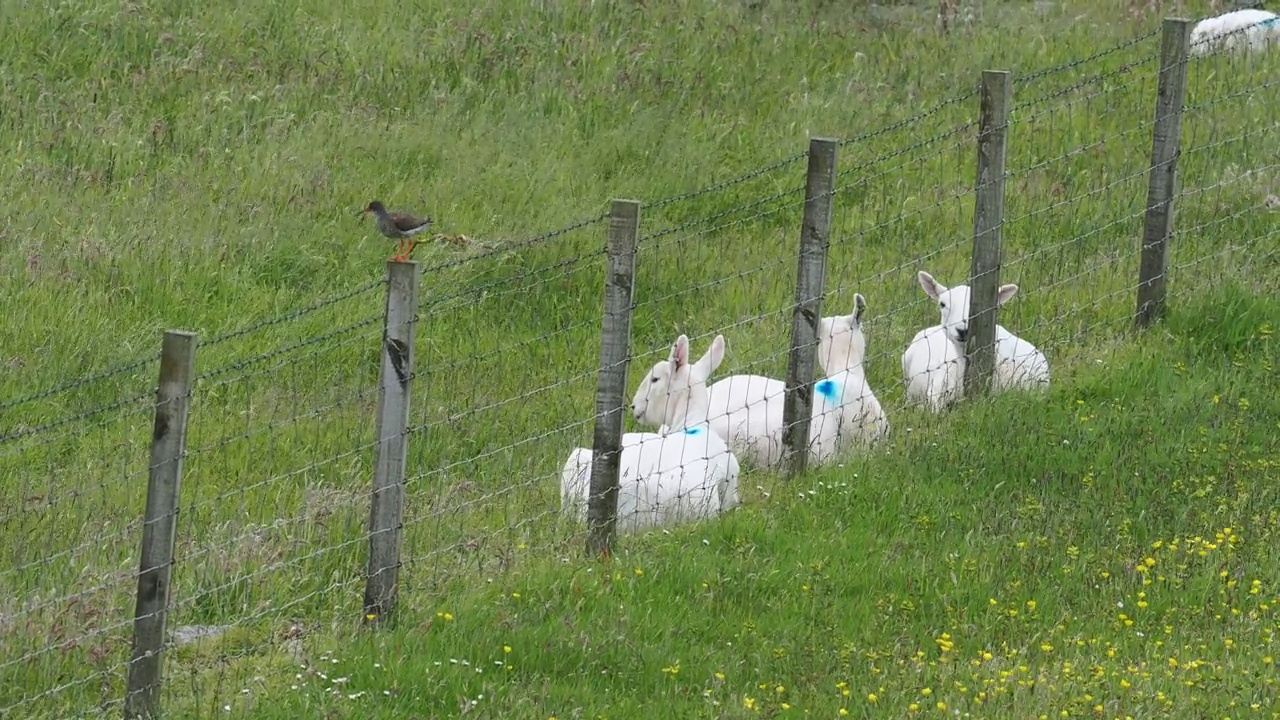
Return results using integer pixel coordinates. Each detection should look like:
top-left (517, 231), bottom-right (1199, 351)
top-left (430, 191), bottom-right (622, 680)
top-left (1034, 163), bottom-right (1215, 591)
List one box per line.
top-left (955, 328), bottom-right (969, 343)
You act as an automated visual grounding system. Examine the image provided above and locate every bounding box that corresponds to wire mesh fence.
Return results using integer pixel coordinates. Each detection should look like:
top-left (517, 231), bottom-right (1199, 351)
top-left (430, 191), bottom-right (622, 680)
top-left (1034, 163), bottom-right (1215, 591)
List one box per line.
top-left (1, 13), bottom-right (1277, 718)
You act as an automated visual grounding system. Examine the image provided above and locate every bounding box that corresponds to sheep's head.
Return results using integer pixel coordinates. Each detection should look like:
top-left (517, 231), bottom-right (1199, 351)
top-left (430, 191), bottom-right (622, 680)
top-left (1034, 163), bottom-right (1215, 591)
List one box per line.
top-left (917, 270), bottom-right (1017, 345)
top-left (630, 334), bottom-right (725, 428)
top-left (817, 292), bottom-right (867, 374)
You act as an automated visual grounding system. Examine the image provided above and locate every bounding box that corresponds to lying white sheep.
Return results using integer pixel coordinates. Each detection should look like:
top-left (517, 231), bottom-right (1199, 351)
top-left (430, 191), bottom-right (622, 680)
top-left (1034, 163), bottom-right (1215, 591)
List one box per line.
top-left (901, 270), bottom-right (1050, 412)
top-left (1189, 9), bottom-right (1279, 57)
top-left (559, 334), bottom-right (741, 533)
top-left (688, 293), bottom-right (889, 470)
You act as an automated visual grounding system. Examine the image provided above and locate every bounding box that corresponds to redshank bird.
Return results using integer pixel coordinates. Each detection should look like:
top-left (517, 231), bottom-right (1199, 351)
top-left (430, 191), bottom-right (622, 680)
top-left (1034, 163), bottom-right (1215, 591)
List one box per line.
top-left (361, 200), bottom-right (433, 262)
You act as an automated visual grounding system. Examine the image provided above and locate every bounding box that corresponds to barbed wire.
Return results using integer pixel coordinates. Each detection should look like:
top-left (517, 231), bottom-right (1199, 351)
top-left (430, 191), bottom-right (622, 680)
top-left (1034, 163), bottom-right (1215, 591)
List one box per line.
top-left (635, 252), bottom-right (796, 312)
top-left (0, 387), bottom-right (158, 444)
top-left (193, 313), bottom-right (384, 383)
top-left (836, 119), bottom-right (978, 184)
top-left (11, 26), bottom-right (1280, 718)
top-left (424, 316), bottom-right (601, 377)
top-left (0, 353), bottom-right (157, 415)
top-left (202, 278), bottom-right (385, 348)
top-left (167, 532), bottom-right (367, 618)
top-left (838, 85), bottom-right (980, 149)
top-left (1, 650), bottom-right (134, 718)
top-left (0, 585), bottom-right (138, 680)
top-left (1173, 190), bottom-right (1277, 241)
top-left (646, 150), bottom-right (810, 210)
top-left (639, 182), bottom-right (807, 246)
top-left (417, 211), bottom-right (610, 276)
top-left (404, 364), bottom-right (597, 439)
top-left (1011, 54), bottom-right (1156, 123)
top-left (0, 390), bottom-right (155, 460)
top-left (185, 382), bottom-right (382, 458)
top-left (180, 426), bottom-right (381, 520)
top-left (1018, 26), bottom-right (1163, 85)
top-left (1003, 154), bottom-right (1156, 232)
top-left (639, 82), bottom-right (984, 222)
top-left (0, 519), bottom-right (140, 607)
top-left (644, 185), bottom-right (808, 254)
top-left (418, 247), bottom-right (607, 317)
top-left (1171, 225), bottom-right (1278, 275)
top-left (403, 503), bottom-right (562, 561)
top-left (193, 322), bottom-right (382, 394)
top-left (1181, 77), bottom-right (1280, 119)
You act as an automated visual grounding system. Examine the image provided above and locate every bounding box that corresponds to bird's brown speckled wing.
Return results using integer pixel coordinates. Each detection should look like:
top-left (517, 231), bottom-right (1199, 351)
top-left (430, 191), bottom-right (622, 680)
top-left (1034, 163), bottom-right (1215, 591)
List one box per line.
top-left (389, 212), bottom-right (431, 233)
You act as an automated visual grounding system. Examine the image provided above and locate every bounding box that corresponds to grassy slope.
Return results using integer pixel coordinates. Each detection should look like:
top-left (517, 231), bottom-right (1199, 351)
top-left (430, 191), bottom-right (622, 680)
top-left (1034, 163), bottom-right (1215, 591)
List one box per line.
top-left (265, 289), bottom-right (1279, 719)
top-left (1, 0), bottom-right (1278, 717)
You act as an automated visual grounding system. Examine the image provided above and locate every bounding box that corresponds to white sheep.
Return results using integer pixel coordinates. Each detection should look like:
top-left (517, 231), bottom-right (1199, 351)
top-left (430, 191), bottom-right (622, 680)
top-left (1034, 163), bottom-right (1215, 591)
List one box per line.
top-left (559, 334), bottom-right (741, 534)
top-left (901, 270), bottom-right (1050, 412)
top-left (682, 293), bottom-right (889, 470)
top-left (1189, 9), bottom-right (1279, 57)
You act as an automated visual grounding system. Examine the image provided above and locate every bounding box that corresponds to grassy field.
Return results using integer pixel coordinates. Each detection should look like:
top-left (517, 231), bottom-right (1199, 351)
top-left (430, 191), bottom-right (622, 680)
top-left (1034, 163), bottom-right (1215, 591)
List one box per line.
top-left (1, 0), bottom-right (1278, 717)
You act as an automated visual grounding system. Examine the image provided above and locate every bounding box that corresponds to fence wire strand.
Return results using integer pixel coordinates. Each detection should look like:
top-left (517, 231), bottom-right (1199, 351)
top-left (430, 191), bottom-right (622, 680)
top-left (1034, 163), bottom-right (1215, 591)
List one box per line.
top-left (6, 26), bottom-right (1279, 718)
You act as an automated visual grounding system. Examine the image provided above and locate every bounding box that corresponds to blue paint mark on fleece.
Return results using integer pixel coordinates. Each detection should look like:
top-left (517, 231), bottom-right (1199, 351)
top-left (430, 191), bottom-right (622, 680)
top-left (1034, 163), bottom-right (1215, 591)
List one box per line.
top-left (1264, 17), bottom-right (1278, 29)
top-left (684, 427), bottom-right (703, 436)
top-left (815, 379), bottom-right (839, 403)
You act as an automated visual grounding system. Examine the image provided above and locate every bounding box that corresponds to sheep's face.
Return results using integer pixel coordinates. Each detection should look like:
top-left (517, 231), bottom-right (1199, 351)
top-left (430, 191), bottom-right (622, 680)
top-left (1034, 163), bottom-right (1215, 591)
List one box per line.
top-left (917, 271), bottom-right (1018, 346)
top-left (631, 357), bottom-right (677, 426)
top-left (629, 334), bottom-right (726, 428)
top-left (817, 293), bottom-right (867, 374)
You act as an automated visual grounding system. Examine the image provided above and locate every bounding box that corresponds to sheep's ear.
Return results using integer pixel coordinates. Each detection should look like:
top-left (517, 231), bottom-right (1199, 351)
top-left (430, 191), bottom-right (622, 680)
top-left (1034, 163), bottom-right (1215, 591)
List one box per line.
top-left (917, 271), bottom-right (943, 301)
top-left (997, 284), bottom-right (1019, 306)
top-left (854, 293), bottom-right (867, 323)
top-left (669, 334), bottom-right (690, 370)
top-left (695, 334), bottom-right (726, 377)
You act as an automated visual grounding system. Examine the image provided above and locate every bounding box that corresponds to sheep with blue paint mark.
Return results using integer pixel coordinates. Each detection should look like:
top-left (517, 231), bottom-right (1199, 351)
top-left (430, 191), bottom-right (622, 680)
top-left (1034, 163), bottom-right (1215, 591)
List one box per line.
top-left (901, 270), bottom-right (1049, 413)
top-left (688, 293), bottom-right (889, 470)
top-left (559, 334), bottom-right (741, 533)
top-left (1189, 8), bottom-right (1279, 57)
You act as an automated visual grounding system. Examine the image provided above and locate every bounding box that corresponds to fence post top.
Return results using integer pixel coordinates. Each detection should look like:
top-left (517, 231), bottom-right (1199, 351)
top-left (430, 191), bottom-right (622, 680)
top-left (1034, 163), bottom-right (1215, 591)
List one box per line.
top-left (162, 330), bottom-right (198, 340)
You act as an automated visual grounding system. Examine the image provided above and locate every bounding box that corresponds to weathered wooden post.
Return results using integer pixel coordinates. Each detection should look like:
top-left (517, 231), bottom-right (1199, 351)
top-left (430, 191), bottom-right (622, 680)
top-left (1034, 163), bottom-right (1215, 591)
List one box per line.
top-left (964, 69), bottom-right (1013, 398)
top-left (1136, 18), bottom-right (1192, 328)
top-left (585, 200), bottom-right (640, 558)
top-left (125, 330), bottom-right (198, 719)
top-left (781, 137), bottom-right (838, 477)
top-left (364, 260), bottom-right (419, 623)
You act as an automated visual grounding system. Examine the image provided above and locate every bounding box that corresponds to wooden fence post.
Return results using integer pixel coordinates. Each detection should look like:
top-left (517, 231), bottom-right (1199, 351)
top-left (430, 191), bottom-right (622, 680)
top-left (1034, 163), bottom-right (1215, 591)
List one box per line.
top-left (1136, 18), bottom-right (1192, 328)
top-left (585, 200), bottom-right (640, 559)
top-left (364, 260), bottom-right (419, 622)
top-left (964, 70), bottom-right (1013, 398)
top-left (782, 137), bottom-right (838, 478)
top-left (124, 330), bottom-right (198, 720)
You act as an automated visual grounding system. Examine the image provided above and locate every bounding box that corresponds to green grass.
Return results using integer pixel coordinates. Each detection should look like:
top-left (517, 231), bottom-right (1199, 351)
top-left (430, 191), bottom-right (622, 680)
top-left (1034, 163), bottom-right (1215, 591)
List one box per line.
top-left (1, 0), bottom-right (1278, 717)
